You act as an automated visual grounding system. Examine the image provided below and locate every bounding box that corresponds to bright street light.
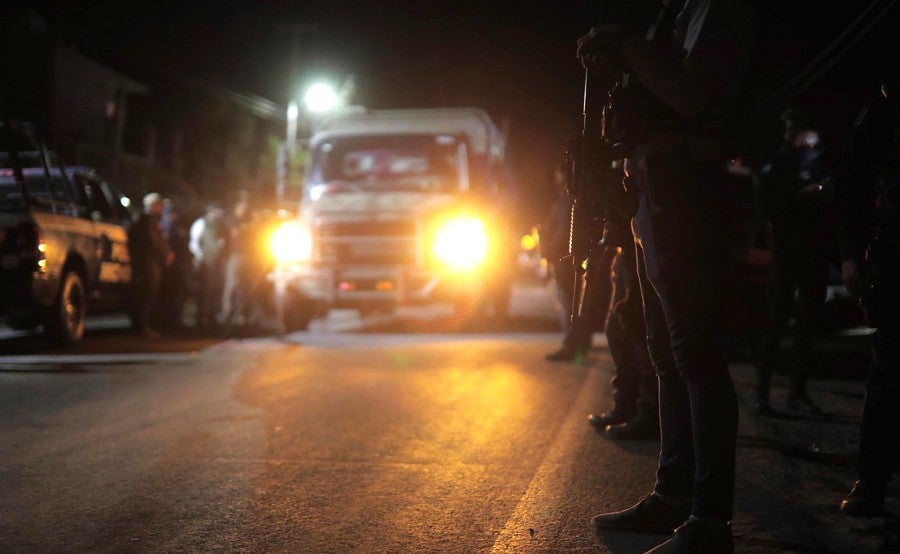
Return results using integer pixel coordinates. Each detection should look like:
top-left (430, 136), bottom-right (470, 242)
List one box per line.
top-left (304, 82), bottom-right (339, 113)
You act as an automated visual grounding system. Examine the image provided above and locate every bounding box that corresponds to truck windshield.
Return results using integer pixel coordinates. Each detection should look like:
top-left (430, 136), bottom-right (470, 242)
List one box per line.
top-left (311, 134), bottom-right (461, 194)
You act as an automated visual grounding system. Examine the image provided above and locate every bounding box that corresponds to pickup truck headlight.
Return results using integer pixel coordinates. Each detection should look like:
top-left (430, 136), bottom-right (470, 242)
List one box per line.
top-left (270, 221), bottom-right (313, 264)
top-left (432, 216), bottom-right (489, 271)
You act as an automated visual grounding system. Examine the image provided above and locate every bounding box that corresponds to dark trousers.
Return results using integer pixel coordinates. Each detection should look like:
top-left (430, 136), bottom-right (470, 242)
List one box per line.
top-left (132, 261), bottom-right (163, 332)
top-left (757, 228), bottom-right (830, 399)
top-left (606, 245), bottom-right (657, 416)
top-left (633, 188), bottom-right (738, 521)
top-left (196, 260), bottom-right (224, 328)
top-left (560, 249), bottom-right (614, 352)
top-left (858, 325), bottom-right (900, 493)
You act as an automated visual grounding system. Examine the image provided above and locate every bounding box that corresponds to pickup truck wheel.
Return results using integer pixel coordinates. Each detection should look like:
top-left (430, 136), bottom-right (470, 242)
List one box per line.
top-left (47, 270), bottom-right (87, 345)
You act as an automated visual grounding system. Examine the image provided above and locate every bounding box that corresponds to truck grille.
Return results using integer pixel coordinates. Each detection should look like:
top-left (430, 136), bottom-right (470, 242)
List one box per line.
top-left (318, 219), bottom-right (416, 237)
top-left (317, 219), bottom-right (418, 265)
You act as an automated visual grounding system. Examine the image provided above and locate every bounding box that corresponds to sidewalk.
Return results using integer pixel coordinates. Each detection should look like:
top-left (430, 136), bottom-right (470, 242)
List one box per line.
top-left (726, 331), bottom-right (899, 552)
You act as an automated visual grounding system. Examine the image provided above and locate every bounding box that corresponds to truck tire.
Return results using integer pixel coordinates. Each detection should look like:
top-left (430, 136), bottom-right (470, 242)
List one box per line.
top-left (46, 270), bottom-right (87, 345)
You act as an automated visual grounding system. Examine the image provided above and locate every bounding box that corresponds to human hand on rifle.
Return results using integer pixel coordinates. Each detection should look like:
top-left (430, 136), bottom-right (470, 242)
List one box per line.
top-left (577, 25), bottom-right (641, 69)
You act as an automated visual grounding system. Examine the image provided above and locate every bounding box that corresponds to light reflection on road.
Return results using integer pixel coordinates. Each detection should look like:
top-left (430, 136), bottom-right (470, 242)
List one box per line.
top-left (232, 335), bottom-right (579, 551)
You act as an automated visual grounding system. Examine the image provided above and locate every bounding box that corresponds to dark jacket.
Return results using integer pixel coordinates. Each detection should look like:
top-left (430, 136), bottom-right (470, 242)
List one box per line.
top-left (128, 213), bottom-right (171, 271)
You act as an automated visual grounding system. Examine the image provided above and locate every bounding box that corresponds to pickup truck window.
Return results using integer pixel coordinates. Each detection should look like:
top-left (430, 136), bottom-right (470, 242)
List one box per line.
top-left (83, 176), bottom-right (115, 222)
top-left (1, 168), bottom-right (73, 212)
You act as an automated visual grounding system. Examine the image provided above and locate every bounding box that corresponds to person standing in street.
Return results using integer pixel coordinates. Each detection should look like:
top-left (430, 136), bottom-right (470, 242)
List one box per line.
top-left (578, 0), bottom-right (759, 551)
top-left (219, 191), bottom-right (252, 328)
top-left (836, 81), bottom-right (900, 517)
top-left (189, 203), bottom-right (226, 330)
top-left (158, 199), bottom-right (191, 333)
top-left (127, 192), bottom-right (173, 337)
top-left (755, 108), bottom-right (833, 416)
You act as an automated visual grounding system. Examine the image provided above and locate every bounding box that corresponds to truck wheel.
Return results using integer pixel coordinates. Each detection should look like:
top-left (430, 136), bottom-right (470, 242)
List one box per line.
top-left (47, 270), bottom-right (87, 345)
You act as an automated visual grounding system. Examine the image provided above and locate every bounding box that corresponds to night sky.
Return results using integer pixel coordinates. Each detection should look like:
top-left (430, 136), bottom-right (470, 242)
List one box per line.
top-left (18, 1), bottom-right (900, 220)
top-left (29, 0), bottom-right (661, 217)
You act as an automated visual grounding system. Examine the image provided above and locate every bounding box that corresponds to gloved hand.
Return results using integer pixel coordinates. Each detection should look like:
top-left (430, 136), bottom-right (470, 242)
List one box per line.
top-left (577, 25), bottom-right (640, 69)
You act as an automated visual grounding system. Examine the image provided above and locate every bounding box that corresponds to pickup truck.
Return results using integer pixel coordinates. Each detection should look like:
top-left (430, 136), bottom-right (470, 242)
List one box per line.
top-left (1, 121), bottom-right (136, 344)
top-left (268, 108), bottom-right (516, 329)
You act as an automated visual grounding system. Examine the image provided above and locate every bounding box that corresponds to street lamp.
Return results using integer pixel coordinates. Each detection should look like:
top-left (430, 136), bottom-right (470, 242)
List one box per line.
top-left (303, 82), bottom-right (339, 113)
top-left (278, 82), bottom-right (342, 204)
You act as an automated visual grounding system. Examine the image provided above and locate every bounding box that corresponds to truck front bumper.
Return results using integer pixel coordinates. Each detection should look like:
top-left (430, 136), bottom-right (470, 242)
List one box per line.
top-left (270, 263), bottom-right (480, 307)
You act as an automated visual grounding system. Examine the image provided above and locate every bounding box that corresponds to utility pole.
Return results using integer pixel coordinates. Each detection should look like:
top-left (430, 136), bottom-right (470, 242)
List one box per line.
top-left (275, 22), bottom-right (319, 206)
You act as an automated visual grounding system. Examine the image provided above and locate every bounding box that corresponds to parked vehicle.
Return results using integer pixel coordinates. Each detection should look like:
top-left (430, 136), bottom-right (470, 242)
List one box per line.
top-left (268, 108), bottom-right (517, 329)
top-left (1, 121), bottom-right (136, 344)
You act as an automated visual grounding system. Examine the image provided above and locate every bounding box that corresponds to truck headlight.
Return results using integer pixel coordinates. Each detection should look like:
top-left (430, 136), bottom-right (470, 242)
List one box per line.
top-left (270, 221), bottom-right (313, 264)
top-left (432, 216), bottom-right (489, 271)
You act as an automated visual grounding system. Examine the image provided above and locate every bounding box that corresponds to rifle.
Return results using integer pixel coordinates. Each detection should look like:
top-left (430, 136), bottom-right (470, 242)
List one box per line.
top-left (564, 68), bottom-right (633, 339)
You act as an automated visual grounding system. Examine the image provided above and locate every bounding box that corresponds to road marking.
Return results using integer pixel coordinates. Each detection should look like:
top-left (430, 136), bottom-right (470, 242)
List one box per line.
top-left (0, 352), bottom-right (199, 368)
top-left (491, 362), bottom-right (602, 553)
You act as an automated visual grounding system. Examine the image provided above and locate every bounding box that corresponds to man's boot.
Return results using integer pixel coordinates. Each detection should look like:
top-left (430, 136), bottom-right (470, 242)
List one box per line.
top-left (545, 346), bottom-right (587, 362)
top-left (644, 516), bottom-right (734, 553)
top-left (592, 493), bottom-right (691, 534)
top-left (605, 407), bottom-right (659, 441)
top-left (588, 409), bottom-right (634, 431)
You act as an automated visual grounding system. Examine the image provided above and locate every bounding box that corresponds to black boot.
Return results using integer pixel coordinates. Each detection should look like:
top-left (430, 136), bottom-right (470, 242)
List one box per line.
top-left (545, 346), bottom-right (587, 362)
top-left (840, 480), bottom-right (885, 517)
top-left (592, 493), bottom-right (691, 534)
top-left (605, 408), bottom-right (660, 441)
top-left (588, 409), bottom-right (634, 431)
top-left (644, 516), bottom-right (734, 553)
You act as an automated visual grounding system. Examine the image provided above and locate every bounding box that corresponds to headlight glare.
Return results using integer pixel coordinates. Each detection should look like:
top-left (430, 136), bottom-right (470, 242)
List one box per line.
top-left (432, 216), bottom-right (489, 270)
top-left (270, 221), bottom-right (313, 264)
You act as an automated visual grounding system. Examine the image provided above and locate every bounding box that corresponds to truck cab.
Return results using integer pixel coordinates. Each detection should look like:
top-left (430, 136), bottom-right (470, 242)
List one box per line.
top-left (269, 108), bottom-right (515, 329)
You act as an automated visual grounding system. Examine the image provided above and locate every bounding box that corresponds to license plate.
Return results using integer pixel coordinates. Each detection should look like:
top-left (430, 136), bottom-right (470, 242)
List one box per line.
top-left (1, 255), bottom-right (17, 270)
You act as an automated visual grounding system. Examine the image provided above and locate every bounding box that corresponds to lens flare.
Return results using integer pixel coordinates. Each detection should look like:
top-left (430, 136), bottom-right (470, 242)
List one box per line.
top-left (432, 217), bottom-right (489, 271)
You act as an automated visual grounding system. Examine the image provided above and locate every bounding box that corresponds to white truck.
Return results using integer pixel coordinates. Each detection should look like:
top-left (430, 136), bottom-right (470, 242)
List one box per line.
top-left (269, 108), bottom-right (516, 329)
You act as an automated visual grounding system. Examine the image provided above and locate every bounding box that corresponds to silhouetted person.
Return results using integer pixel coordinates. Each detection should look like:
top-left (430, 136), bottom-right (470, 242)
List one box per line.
top-left (544, 164), bottom-right (613, 363)
top-left (589, 214), bottom-right (659, 441)
top-left (158, 199), bottom-right (191, 332)
top-left (220, 191), bottom-right (252, 327)
top-left (836, 82), bottom-right (900, 517)
top-left (190, 203), bottom-right (226, 330)
top-left (127, 193), bottom-right (173, 337)
top-left (579, 0), bottom-right (758, 551)
top-left (755, 108), bottom-right (833, 415)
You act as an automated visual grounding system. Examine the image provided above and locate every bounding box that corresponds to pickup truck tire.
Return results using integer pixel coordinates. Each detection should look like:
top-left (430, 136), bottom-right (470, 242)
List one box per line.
top-left (46, 270), bottom-right (87, 345)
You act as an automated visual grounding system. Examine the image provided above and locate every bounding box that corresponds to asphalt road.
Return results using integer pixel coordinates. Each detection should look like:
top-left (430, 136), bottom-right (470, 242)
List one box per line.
top-left (0, 284), bottom-right (894, 553)
top-left (3, 284), bottom-right (650, 553)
